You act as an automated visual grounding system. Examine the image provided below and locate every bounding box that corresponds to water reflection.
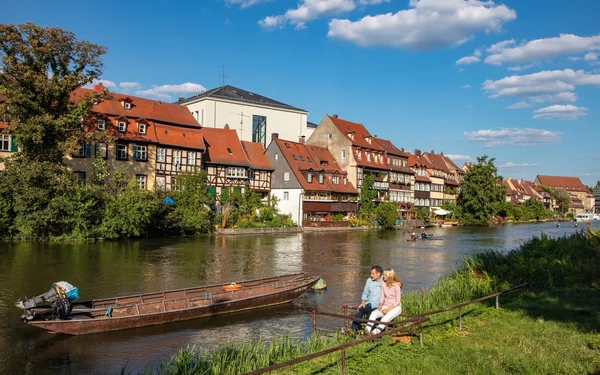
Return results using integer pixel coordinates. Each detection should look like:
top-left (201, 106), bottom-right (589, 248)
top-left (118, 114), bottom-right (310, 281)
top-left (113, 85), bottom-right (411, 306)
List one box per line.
top-left (0, 222), bottom-right (597, 374)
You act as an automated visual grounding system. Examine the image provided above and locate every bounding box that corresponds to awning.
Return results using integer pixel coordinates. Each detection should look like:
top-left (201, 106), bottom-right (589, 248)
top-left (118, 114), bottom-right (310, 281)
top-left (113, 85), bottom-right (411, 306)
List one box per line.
top-left (433, 208), bottom-right (450, 216)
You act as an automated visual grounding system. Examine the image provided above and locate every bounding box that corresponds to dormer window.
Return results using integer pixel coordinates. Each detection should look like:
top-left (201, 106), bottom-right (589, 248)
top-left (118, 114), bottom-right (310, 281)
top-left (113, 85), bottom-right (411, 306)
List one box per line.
top-left (318, 173), bottom-right (324, 184)
top-left (124, 102), bottom-right (132, 110)
top-left (365, 136), bottom-right (371, 144)
top-left (343, 177), bottom-right (347, 185)
top-left (366, 153), bottom-right (370, 162)
top-left (118, 121), bottom-right (127, 133)
top-left (307, 172), bottom-right (313, 183)
top-left (227, 148), bottom-right (232, 154)
top-left (332, 176), bottom-right (339, 184)
top-left (138, 123), bottom-right (147, 135)
top-left (97, 119), bottom-right (105, 131)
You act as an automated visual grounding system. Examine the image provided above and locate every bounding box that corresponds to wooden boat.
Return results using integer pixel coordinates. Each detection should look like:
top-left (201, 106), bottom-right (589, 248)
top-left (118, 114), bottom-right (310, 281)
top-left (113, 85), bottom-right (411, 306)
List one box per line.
top-left (22, 273), bottom-right (319, 336)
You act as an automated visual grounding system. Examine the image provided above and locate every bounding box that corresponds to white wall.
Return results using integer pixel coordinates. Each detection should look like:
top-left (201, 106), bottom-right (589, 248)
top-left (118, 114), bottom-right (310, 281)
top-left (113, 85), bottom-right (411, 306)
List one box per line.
top-left (272, 188), bottom-right (303, 225)
top-left (183, 98), bottom-right (313, 145)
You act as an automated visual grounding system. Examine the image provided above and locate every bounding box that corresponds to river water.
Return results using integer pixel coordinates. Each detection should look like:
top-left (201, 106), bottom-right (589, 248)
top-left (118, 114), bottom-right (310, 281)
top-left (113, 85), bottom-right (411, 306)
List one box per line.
top-left (0, 222), bottom-right (597, 375)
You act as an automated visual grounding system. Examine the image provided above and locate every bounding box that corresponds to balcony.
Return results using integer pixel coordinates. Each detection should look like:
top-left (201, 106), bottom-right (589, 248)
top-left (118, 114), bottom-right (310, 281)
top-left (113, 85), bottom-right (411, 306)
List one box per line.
top-left (303, 201), bottom-right (358, 213)
top-left (372, 180), bottom-right (389, 190)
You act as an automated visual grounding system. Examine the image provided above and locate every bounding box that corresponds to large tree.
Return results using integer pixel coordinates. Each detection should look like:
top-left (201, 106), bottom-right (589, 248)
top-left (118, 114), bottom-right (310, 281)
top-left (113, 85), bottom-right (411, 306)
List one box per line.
top-left (552, 188), bottom-right (571, 214)
top-left (0, 22), bottom-right (107, 162)
top-left (457, 155), bottom-right (506, 226)
top-left (359, 174), bottom-right (377, 220)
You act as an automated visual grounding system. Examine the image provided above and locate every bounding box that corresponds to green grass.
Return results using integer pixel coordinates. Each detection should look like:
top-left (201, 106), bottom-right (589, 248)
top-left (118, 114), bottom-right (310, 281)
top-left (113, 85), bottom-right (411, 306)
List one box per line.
top-left (130, 231), bottom-right (600, 375)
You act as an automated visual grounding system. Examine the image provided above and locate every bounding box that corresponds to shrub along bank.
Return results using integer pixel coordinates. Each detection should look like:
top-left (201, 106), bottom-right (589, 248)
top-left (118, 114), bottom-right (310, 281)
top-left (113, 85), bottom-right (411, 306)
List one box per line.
top-left (133, 229), bottom-right (600, 374)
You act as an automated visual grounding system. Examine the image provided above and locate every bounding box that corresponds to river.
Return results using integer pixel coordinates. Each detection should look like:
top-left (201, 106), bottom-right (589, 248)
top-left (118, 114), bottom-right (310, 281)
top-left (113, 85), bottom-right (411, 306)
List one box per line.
top-left (0, 221), bottom-right (597, 374)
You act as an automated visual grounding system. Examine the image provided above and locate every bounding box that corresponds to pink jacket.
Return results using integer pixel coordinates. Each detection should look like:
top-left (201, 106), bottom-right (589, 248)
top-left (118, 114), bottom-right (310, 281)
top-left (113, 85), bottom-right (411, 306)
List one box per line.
top-left (379, 283), bottom-right (401, 309)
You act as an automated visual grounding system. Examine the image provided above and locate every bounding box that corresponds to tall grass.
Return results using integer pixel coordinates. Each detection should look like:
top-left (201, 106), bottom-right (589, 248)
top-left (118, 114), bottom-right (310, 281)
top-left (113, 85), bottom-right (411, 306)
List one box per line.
top-left (132, 231), bottom-right (600, 375)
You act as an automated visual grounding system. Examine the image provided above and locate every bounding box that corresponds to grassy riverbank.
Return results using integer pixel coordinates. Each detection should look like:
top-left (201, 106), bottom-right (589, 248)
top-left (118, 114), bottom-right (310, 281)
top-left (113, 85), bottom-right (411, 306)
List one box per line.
top-left (131, 230), bottom-right (600, 375)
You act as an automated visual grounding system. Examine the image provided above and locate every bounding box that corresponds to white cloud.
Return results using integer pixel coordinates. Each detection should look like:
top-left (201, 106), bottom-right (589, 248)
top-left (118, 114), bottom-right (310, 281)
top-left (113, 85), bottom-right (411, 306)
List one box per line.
top-left (226, 0), bottom-right (269, 8)
top-left (135, 82), bottom-right (207, 101)
top-left (461, 84), bottom-right (472, 89)
top-left (84, 79), bottom-right (116, 89)
top-left (533, 104), bottom-right (588, 120)
top-left (485, 34), bottom-right (600, 65)
top-left (464, 128), bottom-right (562, 147)
top-left (482, 69), bottom-right (600, 103)
top-left (486, 39), bottom-right (515, 54)
top-left (259, 0), bottom-right (359, 29)
top-left (506, 101), bottom-right (531, 109)
top-left (445, 154), bottom-right (472, 163)
top-left (507, 63), bottom-right (536, 71)
top-left (497, 162), bottom-right (538, 169)
top-left (119, 81), bottom-right (141, 89)
top-left (327, 0), bottom-right (516, 50)
top-left (584, 52), bottom-right (598, 61)
top-left (456, 55), bottom-right (480, 65)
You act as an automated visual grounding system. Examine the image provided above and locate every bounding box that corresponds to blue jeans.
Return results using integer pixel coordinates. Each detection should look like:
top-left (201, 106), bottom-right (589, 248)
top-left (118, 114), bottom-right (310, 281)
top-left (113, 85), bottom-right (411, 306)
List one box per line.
top-left (351, 304), bottom-right (376, 331)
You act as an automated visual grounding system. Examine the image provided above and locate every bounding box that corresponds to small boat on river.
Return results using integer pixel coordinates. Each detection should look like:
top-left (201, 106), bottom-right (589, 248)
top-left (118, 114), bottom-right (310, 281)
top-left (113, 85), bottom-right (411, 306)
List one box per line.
top-left (17, 273), bottom-right (319, 335)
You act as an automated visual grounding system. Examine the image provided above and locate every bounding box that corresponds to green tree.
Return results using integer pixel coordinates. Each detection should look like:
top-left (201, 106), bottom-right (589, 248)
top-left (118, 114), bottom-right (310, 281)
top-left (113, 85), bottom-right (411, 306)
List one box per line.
top-left (0, 22), bottom-right (108, 162)
top-left (170, 171), bottom-right (214, 235)
top-left (375, 202), bottom-right (398, 230)
top-left (457, 155), bottom-right (506, 226)
top-left (552, 188), bottom-right (571, 214)
top-left (359, 174), bottom-right (376, 221)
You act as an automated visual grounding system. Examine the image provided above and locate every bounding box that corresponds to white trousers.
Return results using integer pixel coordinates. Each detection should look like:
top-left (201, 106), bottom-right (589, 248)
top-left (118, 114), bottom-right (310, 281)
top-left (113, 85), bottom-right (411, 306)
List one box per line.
top-left (365, 306), bottom-right (402, 334)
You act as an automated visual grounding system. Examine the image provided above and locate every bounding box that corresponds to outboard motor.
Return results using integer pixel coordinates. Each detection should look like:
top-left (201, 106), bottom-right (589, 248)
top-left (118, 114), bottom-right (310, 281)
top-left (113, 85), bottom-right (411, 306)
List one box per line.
top-left (16, 281), bottom-right (79, 321)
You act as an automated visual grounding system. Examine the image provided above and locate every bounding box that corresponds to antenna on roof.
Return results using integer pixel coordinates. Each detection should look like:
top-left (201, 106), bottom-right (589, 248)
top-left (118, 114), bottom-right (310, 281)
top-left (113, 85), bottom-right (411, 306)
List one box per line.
top-left (220, 66), bottom-right (229, 86)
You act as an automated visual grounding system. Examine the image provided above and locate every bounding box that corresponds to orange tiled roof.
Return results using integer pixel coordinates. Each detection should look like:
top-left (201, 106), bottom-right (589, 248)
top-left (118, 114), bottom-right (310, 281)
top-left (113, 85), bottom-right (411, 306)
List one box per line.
top-left (202, 127), bottom-right (251, 167)
top-left (352, 146), bottom-right (390, 171)
top-left (241, 141), bottom-right (273, 171)
top-left (536, 175), bottom-right (589, 192)
top-left (155, 124), bottom-right (204, 150)
top-left (422, 152), bottom-right (452, 173)
top-left (415, 175), bottom-right (432, 183)
top-left (406, 152), bottom-right (433, 168)
top-left (373, 137), bottom-right (408, 157)
top-left (275, 139), bottom-right (358, 194)
top-left (328, 115), bottom-right (383, 151)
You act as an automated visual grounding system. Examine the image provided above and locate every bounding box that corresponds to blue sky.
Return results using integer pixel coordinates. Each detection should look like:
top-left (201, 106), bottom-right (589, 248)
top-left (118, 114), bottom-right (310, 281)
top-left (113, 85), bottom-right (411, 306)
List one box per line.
top-left (3, 0), bottom-right (600, 186)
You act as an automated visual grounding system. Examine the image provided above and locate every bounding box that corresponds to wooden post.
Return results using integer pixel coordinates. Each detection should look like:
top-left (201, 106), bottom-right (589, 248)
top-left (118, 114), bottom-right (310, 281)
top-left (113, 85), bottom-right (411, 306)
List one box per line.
top-left (458, 306), bottom-right (462, 332)
top-left (341, 348), bottom-right (346, 375)
top-left (342, 305), bottom-right (349, 331)
top-left (419, 323), bottom-right (423, 346)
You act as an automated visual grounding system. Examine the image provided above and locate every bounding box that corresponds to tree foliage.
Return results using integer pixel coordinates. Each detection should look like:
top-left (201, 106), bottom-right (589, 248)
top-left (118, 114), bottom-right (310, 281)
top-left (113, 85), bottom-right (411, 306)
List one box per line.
top-left (375, 202), bottom-right (398, 230)
top-left (0, 22), bottom-right (107, 162)
top-left (457, 155), bottom-right (506, 226)
top-left (552, 188), bottom-right (571, 214)
top-left (359, 174), bottom-right (377, 221)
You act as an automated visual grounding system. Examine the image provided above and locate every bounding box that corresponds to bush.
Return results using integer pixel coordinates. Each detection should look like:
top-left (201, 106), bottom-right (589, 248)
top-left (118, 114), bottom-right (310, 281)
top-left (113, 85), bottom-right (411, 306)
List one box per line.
top-left (375, 202), bottom-right (398, 230)
top-left (332, 214), bottom-right (345, 222)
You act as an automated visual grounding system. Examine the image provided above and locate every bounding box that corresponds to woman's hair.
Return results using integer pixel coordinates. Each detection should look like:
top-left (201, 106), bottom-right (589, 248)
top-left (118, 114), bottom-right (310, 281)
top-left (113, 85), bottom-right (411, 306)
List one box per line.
top-left (383, 268), bottom-right (403, 288)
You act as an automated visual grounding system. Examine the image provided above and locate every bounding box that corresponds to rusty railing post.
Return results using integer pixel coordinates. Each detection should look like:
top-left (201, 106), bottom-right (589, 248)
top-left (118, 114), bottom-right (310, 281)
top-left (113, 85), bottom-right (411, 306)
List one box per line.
top-left (341, 348), bottom-right (346, 375)
top-left (495, 295), bottom-right (499, 309)
top-left (419, 323), bottom-right (423, 346)
top-left (458, 306), bottom-right (462, 332)
top-left (311, 311), bottom-right (317, 333)
top-left (342, 305), bottom-right (349, 331)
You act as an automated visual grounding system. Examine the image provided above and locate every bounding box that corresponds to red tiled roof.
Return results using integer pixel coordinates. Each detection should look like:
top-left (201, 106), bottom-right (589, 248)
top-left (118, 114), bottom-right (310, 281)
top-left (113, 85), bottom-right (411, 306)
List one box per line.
top-left (373, 137), bottom-right (408, 157)
top-left (202, 127), bottom-right (251, 167)
top-left (352, 146), bottom-right (390, 170)
top-left (406, 152), bottom-right (433, 168)
top-left (241, 141), bottom-right (273, 171)
top-left (328, 115), bottom-right (383, 151)
top-left (445, 179), bottom-right (459, 186)
top-left (275, 139), bottom-right (358, 194)
top-left (415, 175), bottom-right (431, 183)
top-left (422, 152), bottom-right (452, 173)
top-left (536, 175), bottom-right (589, 192)
top-left (155, 124), bottom-right (204, 150)
top-left (442, 155), bottom-right (462, 171)
top-left (73, 88), bottom-right (200, 128)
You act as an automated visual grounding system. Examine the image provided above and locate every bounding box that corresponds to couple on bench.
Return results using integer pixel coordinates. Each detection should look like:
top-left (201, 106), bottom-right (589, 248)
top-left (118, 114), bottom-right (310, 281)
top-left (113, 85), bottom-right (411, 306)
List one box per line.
top-left (350, 265), bottom-right (402, 335)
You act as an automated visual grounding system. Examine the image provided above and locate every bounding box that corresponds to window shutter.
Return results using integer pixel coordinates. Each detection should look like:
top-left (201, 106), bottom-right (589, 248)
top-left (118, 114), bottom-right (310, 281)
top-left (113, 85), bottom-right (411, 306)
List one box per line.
top-left (85, 144), bottom-right (93, 157)
top-left (133, 145), bottom-right (138, 159)
top-left (9, 136), bottom-right (18, 152)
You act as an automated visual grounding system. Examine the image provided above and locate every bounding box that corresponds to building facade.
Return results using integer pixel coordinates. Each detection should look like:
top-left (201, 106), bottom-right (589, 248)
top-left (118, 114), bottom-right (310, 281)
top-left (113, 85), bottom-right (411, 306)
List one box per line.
top-left (594, 181), bottom-right (600, 214)
top-left (178, 85), bottom-right (313, 147)
top-left (534, 175), bottom-right (594, 213)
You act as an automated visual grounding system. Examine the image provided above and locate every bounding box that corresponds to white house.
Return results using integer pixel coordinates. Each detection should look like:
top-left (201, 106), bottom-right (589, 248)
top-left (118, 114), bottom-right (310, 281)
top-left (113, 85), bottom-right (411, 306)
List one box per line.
top-left (178, 85), bottom-right (315, 148)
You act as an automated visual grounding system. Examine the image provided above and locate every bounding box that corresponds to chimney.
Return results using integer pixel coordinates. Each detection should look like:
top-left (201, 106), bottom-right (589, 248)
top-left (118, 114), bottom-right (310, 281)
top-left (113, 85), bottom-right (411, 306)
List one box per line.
top-left (224, 124), bottom-right (230, 129)
top-left (93, 83), bottom-right (104, 92)
top-left (332, 114), bottom-right (338, 118)
top-left (414, 149), bottom-right (421, 156)
top-left (271, 133), bottom-right (279, 142)
top-left (400, 148), bottom-right (404, 152)
top-left (299, 135), bottom-right (306, 144)
top-left (431, 150), bottom-right (435, 154)
top-left (178, 97), bottom-right (185, 102)
top-left (440, 151), bottom-right (444, 156)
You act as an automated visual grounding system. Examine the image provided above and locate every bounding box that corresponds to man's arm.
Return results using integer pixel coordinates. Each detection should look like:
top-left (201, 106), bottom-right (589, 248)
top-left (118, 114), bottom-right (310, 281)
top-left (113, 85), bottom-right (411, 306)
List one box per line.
top-left (359, 279), bottom-right (370, 307)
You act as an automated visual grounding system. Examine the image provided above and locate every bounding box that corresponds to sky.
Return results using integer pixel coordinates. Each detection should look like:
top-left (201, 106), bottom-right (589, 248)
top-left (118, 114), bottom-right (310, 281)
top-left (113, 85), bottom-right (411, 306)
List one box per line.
top-left (2, 0), bottom-right (600, 186)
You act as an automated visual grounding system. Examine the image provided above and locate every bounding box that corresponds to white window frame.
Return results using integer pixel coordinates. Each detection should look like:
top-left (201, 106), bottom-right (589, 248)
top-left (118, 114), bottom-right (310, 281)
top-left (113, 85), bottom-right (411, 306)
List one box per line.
top-left (0, 135), bottom-right (10, 151)
top-left (227, 167), bottom-right (247, 178)
top-left (173, 150), bottom-right (181, 167)
top-left (187, 151), bottom-right (196, 166)
top-left (118, 121), bottom-right (127, 133)
top-left (283, 172), bottom-right (290, 182)
top-left (283, 191), bottom-right (289, 200)
top-left (307, 172), bottom-right (312, 183)
top-left (138, 123), bottom-right (147, 135)
top-left (157, 148), bottom-right (166, 163)
top-left (318, 173), bottom-right (324, 184)
top-left (95, 142), bottom-right (108, 158)
top-left (332, 176), bottom-right (339, 184)
top-left (341, 150), bottom-right (346, 160)
top-left (136, 174), bottom-right (147, 190)
top-left (124, 102), bottom-right (131, 110)
top-left (97, 119), bottom-right (105, 131)
top-left (155, 176), bottom-right (166, 191)
top-left (116, 144), bottom-right (128, 160)
top-left (134, 145), bottom-right (147, 161)
top-left (327, 133), bottom-right (332, 140)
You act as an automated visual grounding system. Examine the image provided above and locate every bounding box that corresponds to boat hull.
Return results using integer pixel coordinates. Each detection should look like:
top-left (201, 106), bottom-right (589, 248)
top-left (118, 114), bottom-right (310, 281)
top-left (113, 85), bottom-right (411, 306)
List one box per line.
top-left (25, 274), bottom-right (319, 335)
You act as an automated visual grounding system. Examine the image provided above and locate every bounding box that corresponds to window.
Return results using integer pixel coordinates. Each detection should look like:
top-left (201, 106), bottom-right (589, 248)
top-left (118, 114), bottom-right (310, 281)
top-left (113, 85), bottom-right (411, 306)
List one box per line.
top-left (292, 155), bottom-right (297, 160)
top-left (95, 142), bottom-right (107, 158)
top-left (318, 173), bottom-right (324, 184)
top-left (300, 156), bottom-right (305, 161)
top-left (157, 148), bottom-right (166, 163)
top-left (275, 153), bottom-right (279, 161)
top-left (283, 191), bottom-right (289, 200)
top-left (76, 143), bottom-right (92, 158)
top-left (0, 135), bottom-right (10, 151)
top-left (97, 119), bottom-right (105, 131)
top-left (116, 144), bottom-right (128, 160)
top-left (284, 172), bottom-right (290, 182)
top-left (227, 167), bottom-right (246, 178)
top-left (118, 121), bottom-right (127, 133)
top-left (327, 133), bottom-right (332, 140)
top-left (124, 102), bottom-right (131, 110)
top-left (227, 148), bottom-right (232, 154)
top-left (138, 123), bottom-right (146, 135)
top-left (284, 143), bottom-right (290, 149)
top-left (133, 145), bottom-right (147, 161)
top-left (341, 150), bottom-right (346, 160)
top-left (136, 175), bottom-right (147, 190)
top-left (173, 150), bottom-right (181, 167)
top-left (307, 157), bottom-right (312, 162)
top-left (366, 153), bottom-right (370, 162)
top-left (155, 176), bottom-right (166, 191)
top-left (332, 176), bottom-right (339, 184)
top-left (252, 115), bottom-right (267, 147)
top-left (357, 152), bottom-right (362, 160)
top-left (188, 151), bottom-right (196, 166)
top-left (75, 171), bottom-right (86, 184)
top-left (343, 177), bottom-right (347, 185)
top-left (307, 172), bottom-right (312, 183)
